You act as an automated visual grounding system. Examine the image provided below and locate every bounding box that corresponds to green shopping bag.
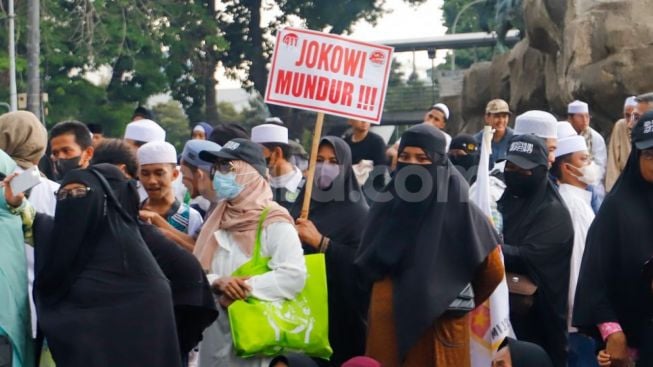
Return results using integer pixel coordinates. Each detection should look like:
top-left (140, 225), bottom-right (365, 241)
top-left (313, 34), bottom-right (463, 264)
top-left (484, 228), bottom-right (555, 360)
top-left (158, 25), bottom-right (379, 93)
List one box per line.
top-left (228, 208), bottom-right (333, 359)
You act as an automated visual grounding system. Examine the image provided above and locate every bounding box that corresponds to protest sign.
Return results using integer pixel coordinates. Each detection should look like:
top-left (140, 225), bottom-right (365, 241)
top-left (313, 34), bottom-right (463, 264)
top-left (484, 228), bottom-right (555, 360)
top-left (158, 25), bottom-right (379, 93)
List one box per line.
top-left (265, 27), bottom-right (393, 124)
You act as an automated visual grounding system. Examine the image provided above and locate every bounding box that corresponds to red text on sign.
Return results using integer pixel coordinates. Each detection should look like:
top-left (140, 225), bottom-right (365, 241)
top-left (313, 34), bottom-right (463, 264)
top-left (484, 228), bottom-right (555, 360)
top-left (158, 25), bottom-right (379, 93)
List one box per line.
top-left (294, 40), bottom-right (367, 79)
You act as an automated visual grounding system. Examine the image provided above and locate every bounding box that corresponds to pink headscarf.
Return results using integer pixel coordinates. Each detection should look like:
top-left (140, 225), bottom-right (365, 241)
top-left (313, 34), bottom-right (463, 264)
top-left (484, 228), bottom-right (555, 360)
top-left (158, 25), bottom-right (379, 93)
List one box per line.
top-left (193, 160), bottom-right (293, 269)
top-left (341, 356), bottom-right (382, 367)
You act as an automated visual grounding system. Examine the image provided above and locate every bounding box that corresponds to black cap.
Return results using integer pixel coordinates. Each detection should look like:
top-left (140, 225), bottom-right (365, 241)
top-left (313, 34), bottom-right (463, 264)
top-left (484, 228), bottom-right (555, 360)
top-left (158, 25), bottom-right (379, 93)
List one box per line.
top-left (505, 134), bottom-right (548, 170)
top-left (199, 138), bottom-right (267, 177)
top-left (449, 134), bottom-right (478, 153)
top-left (86, 123), bottom-right (103, 134)
top-left (132, 105), bottom-right (155, 120)
top-left (632, 110), bottom-right (653, 150)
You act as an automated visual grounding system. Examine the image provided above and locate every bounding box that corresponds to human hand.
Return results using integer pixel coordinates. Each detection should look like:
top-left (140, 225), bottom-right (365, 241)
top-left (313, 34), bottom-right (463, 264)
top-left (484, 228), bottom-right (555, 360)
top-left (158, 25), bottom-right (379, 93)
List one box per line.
top-left (597, 350), bottom-right (611, 366)
top-left (139, 210), bottom-right (167, 227)
top-left (3, 173), bottom-right (25, 208)
top-left (605, 332), bottom-right (630, 367)
top-left (213, 276), bottom-right (252, 300)
top-left (218, 295), bottom-right (235, 309)
top-left (295, 218), bottom-right (321, 249)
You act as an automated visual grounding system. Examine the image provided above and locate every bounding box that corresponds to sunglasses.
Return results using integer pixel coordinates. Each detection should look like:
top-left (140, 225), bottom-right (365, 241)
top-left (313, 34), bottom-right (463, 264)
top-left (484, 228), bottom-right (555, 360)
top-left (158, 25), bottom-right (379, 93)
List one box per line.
top-left (56, 186), bottom-right (91, 201)
top-left (210, 160), bottom-right (235, 178)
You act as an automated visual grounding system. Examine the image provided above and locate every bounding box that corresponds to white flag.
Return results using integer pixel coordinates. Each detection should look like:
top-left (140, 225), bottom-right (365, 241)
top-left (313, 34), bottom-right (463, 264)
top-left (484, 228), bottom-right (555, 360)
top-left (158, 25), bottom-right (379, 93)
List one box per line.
top-left (469, 126), bottom-right (514, 366)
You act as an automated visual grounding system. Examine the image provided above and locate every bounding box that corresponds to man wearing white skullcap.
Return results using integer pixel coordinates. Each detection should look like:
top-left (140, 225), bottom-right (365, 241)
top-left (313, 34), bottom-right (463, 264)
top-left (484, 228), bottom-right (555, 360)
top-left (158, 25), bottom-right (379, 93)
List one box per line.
top-left (514, 110), bottom-right (558, 166)
top-left (557, 121), bottom-right (577, 140)
top-left (124, 119), bottom-right (166, 150)
top-left (550, 134), bottom-right (599, 365)
top-left (606, 97), bottom-right (640, 191)
top-left (567, 100), bottom-right (607, 194)
top-left (138, 141), bottom-right (203, 251)
top-left (251, 123), bottom-right (306, 209)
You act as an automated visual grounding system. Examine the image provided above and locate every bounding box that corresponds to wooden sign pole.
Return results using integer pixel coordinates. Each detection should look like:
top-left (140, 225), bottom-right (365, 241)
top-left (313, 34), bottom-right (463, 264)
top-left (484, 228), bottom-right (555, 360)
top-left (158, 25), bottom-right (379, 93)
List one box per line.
top-left (299, 112), bottom-right (325, 220)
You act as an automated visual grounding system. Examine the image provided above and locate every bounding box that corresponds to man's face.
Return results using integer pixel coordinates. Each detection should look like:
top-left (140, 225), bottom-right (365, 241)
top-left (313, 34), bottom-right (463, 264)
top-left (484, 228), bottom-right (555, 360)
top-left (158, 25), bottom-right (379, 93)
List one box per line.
top-left (349, 119), bottom-right (370, 133)
top-left (180, 163), bottom-right (199, 198)
top-left (139, 163), bottom-right (178, 200)
top-left (561, 151), bottom-right (591, 185)
top-left (544, 138), bottom-right (557, 167)
top-left (50, 133), bottom-right (93, 168)
top-left (569, 113), bottom-right (590, 133)
top-left (196, 168), bottom-right (217, 203)
top-left (488, 113), bottom-right (510, 134)
top-left (92, 133), bottom-right (103, 146)
top-left (639, 149), bottom-right (653, 184)
top-left (624, 105), bottom-right (636, 123)
top-left (425, 109), bottom-right (446, 129)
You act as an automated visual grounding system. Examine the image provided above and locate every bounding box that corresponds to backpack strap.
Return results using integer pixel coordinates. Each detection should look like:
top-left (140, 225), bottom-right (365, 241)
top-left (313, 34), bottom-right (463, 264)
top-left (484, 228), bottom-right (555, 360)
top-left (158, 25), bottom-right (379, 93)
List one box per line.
top-left (89, 168), bottom-right (136, 223)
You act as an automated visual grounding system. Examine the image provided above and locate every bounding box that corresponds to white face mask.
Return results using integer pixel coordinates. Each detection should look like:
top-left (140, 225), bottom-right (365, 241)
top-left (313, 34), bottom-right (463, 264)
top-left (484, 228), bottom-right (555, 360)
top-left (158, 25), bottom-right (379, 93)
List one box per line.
top-left (568, 161), bottom-right (601, 186)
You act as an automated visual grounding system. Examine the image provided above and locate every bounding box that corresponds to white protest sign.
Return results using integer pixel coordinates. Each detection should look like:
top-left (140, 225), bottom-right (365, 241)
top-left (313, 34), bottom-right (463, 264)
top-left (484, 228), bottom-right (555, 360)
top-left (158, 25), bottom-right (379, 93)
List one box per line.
top-left (265, 27), bottom-right (394, 124)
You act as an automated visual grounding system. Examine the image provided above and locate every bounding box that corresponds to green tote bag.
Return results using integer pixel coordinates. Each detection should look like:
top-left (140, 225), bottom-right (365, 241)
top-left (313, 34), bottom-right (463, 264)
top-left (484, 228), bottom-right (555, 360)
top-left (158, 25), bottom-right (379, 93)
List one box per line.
top-left (228, 208), bottom-right (333, 359)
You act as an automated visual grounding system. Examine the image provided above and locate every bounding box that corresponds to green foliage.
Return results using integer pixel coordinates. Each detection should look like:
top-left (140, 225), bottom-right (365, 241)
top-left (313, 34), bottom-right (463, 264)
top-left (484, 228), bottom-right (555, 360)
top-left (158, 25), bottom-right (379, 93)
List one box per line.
top-left (439, 0), bottom-right (498, 70)
top-left (151, 100), bottom-right (190, 152)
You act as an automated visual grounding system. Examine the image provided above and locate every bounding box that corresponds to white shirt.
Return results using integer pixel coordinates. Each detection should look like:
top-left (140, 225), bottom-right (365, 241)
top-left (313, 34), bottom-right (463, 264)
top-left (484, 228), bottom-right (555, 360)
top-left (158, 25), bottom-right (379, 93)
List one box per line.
top-left (199, 222), bottom-right (306, 367)
top-left (558, 183), bottom-right (595, 332)
top-left (269, 165), bottom-right (303, 193)
top-left (584, 127), bottom-right (607, 193)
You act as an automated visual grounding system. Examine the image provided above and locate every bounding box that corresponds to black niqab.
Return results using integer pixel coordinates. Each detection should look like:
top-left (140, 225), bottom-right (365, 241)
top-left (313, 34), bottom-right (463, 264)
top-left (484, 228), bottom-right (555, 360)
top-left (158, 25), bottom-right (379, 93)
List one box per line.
top-left (355, 124), bottom-right (500, 359)
top-left (91, 163), bottom-right (219, 353)
top-left (34, 167), bottom-right (181, 366)
top-left (573, 146), bottom-right (653, 348)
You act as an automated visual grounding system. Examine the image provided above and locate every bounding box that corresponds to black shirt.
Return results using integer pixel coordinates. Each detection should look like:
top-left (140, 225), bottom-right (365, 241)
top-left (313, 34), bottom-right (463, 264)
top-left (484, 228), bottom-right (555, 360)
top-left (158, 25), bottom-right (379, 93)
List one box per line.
top-left (343, 131), bottom-right (387, 166)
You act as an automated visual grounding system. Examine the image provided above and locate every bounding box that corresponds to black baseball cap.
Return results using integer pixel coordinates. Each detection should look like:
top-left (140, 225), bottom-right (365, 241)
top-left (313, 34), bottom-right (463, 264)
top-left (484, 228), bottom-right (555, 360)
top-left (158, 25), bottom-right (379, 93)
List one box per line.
top-left (505, 134), bottom-right (548, 170)
top-left (199, 138), bottom-right (267, 177)
top-left (632, 110), bottom-right (653, 150)
top-left (449, 134), bottom-right (478, 153)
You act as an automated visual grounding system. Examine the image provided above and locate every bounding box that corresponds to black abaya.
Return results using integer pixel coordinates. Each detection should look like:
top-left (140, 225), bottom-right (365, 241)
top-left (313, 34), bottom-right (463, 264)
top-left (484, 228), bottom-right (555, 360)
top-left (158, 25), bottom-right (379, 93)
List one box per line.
top-left (499, 175), bottom-right (573, 367)
top-left (34, 168), bottom-right (181, 367)
top-left (92, 163), bottom-right (219, 354)
top-left (573, 147), bottom-right (653, 352)
top-left (288, 137), bottom-right (369, 366)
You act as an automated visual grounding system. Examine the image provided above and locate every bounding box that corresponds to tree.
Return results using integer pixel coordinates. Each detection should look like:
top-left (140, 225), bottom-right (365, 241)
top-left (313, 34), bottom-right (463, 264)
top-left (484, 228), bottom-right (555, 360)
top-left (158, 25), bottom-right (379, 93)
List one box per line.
top-left (151, 100), bottom-right (190, 152)
top-left (438, 0), bottom-right (497, 70)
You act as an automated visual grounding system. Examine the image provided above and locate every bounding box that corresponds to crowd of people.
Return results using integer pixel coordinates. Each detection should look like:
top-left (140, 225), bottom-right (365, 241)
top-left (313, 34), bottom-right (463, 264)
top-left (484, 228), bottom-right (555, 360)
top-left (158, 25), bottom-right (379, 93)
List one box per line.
top-left (1, 91), bottom-right (652, 367)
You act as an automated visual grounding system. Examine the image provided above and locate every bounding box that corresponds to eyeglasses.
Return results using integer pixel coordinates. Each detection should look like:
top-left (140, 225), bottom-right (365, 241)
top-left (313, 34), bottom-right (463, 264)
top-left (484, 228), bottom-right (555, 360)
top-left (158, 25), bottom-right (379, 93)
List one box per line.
top-left (210, 160), bottom-right (235, 178)
top-left (56, 186), bottom-right (91, 201)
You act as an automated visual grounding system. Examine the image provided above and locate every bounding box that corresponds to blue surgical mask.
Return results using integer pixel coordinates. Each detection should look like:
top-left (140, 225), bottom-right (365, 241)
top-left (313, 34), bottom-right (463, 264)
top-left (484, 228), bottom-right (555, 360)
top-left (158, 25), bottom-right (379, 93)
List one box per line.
top-left (212, 172), bottom-right (243, 200)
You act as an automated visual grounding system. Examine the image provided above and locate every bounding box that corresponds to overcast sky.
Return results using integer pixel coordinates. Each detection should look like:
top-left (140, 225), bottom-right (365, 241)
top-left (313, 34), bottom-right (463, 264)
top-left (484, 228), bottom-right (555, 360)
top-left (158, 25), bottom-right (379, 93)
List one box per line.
top-left (216, 0), bottom-right (448, 89)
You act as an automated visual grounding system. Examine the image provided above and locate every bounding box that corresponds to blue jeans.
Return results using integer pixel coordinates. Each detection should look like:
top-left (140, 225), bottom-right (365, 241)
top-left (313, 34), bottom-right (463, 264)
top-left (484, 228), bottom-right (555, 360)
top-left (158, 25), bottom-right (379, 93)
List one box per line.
top-left (568, 333), bottom-right (599, 367)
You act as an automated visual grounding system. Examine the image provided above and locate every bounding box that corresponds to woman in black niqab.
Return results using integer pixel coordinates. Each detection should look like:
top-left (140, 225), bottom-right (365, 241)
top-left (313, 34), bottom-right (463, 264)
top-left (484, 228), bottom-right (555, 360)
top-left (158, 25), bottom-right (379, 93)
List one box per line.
top-left (34, 167), bottom-right (182, 367)
top-left (91, 163), bottom-right (219, 356)
top-left (356, 124), bottom-right (503, 366)
top-left (573, 114), bottom-right (653, 365)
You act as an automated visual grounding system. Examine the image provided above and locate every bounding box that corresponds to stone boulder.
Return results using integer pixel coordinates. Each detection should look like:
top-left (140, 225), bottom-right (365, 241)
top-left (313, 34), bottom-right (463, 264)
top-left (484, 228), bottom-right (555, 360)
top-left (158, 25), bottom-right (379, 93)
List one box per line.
top-left (458, 0), bottom-right (653, 136)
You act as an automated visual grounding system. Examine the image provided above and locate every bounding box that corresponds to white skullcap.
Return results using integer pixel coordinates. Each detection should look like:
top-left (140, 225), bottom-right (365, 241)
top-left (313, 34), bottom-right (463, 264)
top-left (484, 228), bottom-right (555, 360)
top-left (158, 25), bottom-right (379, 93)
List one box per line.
top-left (137, 141), bottom-right (177, 165)
top-left (124, 119), bottom-right (166, 143)
top-left (514, 110), bottom-right (558, 139)
top-left (555, 135), bottom-right (588, 158)
top-left (557, 121), bottom-right (577, 139)
top-left (432, 103), bottom-right (450, 120)
top-left (624, 96), bottom-right (638, 108)
top-left (568, 100), bottom-right (589, 114)
top-left (193, 125), bottom-right (204, 133)
top-left (251, 124), bottom-right (289, 144)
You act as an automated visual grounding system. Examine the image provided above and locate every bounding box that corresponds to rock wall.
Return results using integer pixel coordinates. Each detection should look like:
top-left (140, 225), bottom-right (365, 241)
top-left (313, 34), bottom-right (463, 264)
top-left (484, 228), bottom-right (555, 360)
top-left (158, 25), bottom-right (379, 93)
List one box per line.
top-left (456, 0), bottom-right (653, 136)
